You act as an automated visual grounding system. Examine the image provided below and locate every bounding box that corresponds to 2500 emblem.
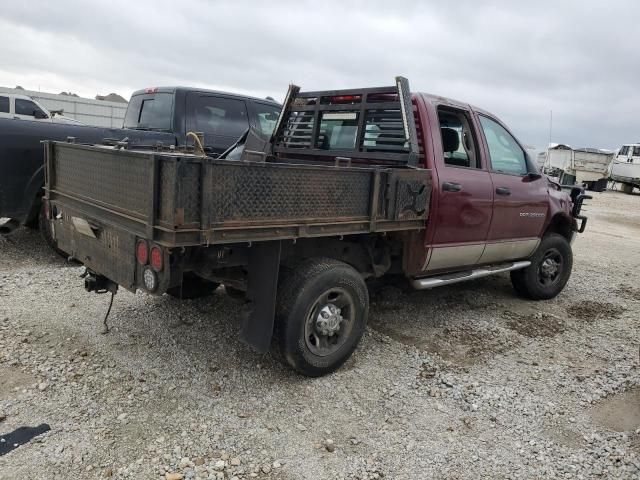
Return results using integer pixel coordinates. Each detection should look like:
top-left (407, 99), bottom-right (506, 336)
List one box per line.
top-left (520, 212), bottom-right (545, 218)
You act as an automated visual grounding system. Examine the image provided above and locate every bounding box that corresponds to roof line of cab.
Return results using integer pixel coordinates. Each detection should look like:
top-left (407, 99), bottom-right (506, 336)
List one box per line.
top-left (131, 86), bottom-right (281, 105)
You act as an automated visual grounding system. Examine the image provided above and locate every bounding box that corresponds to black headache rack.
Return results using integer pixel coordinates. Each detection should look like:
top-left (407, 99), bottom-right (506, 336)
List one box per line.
top-left (256, 76), bottom-right (420, 167)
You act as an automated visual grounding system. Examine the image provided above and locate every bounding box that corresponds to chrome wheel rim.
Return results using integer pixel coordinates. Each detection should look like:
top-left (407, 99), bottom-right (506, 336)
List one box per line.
top-left (537, 248), bottom-right (563, 286)
top-left (304, 288), bottom-right (355, 357)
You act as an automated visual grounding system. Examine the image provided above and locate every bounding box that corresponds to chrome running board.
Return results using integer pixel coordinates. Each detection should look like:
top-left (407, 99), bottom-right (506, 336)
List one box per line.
top-left (411, 261), bottom-right (531, 290)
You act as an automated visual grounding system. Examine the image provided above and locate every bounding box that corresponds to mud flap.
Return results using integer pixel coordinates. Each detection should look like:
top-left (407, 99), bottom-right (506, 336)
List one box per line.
top-left (241, 240), bottom-right (281, 353)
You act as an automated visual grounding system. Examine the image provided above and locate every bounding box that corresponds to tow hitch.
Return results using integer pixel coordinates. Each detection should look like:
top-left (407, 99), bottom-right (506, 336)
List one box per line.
top-left (80, 269), bottom-right (118, 334)
top-left (82, 270), bottom-right (118, 294)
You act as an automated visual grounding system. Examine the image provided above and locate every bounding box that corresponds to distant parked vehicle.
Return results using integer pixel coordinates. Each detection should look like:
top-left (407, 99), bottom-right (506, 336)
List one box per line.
top-left (610, 144), bottom-right (640, 194)
top-left (0, 93), bottom-right (84, 125)
top-left (541, 144), bottom-right (612, 191)
top-left (0, 87), bottom-right (280, 247)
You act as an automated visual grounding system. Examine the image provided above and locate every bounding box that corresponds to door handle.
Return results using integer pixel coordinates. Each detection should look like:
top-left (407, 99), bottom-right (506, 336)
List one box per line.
top-left (442, 182), bottom-right (462, 192)
top-left (496, 187), bottom-right (511, 196)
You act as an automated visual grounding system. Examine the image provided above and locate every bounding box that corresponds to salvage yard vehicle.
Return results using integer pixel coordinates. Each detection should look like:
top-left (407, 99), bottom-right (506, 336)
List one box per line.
top-left (610, 143), bottom-right (640, 194)
top-left (0, 87), bottom-right (280, 240)
top-left (43, 77), bottom-right (590, 376)
top-left (0, 93), bottom-right (83, 124)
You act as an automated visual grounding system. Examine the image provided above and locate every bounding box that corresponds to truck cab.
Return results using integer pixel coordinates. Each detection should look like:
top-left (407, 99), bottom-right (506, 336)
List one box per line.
top-left (123, 87), bottom-right (281, 155)
top-left (413, 94), bottom-right (571, 276)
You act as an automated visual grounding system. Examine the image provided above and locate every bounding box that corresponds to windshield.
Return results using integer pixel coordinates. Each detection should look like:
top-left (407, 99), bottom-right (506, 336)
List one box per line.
top-left (123, 92), bottom-right (174, 130)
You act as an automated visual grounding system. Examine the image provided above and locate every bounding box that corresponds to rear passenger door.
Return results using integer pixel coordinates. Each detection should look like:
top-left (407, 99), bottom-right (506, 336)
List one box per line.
top-left (476, 114), bottom-right (548, 263)
top-left (185, 93), bottom-right (249, 153)
top-left (424, 106), bottom-right (494, 272)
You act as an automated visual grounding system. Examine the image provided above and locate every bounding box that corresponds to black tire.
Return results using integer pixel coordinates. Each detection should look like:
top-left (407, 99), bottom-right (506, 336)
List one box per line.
top-left (166, 273), bottom-right (219, 299)
top-left (39, 204), bottom-right (68, 258)
top-left (510, 233), bottom-right (573, 300)
top-left (273, 258), bottom-right (369, 377)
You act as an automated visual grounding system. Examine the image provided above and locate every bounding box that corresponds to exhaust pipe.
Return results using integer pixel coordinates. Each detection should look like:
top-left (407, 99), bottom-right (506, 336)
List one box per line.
top-left (0, 218), bottom-right (19, 235)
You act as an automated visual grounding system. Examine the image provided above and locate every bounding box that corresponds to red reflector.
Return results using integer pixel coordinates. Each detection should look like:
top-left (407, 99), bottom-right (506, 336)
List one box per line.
top-left (145, 87), bottom-right (159, 94)
top-left (136, 240), bottom-right (148, 265)
top-left (150, 246), bottom-right (163, 271)
top-left (330, 95), bottom-right (362, 103)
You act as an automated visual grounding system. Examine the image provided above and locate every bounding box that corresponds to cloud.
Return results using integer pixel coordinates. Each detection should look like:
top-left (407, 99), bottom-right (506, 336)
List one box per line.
top-left (1, 0), bottom-right (637, 149)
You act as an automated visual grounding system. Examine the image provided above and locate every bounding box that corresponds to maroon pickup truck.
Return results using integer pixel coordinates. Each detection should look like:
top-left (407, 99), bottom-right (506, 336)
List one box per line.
top-left (43, 77), bottom-right (589, 376)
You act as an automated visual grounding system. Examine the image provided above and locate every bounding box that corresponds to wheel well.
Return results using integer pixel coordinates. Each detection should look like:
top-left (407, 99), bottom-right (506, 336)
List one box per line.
top-left (545, 214), bottom-right (574, 241)
top-left (24, 189), bottom-right (44, 228)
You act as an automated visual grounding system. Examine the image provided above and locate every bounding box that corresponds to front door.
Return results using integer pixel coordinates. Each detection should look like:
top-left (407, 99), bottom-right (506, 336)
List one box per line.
top-left (13, 98), bottom-right (47, 121)
top-left (476, 114), bottom-right (547, 264)
top-left (424, 107), bottom-right (494, 272)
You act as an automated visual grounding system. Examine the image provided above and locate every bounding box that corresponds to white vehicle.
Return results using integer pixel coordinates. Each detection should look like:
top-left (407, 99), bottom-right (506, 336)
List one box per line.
top-left (0, 93), bottom-right (84, 125)
top-left (610, 144), bottom-right (640, 193)
top-left (542, 144), bottom-right (612, 191)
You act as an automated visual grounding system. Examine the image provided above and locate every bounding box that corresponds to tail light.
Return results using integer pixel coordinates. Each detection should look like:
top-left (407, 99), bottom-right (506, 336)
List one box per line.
top-left (136, 240), bottom-right (149, 265)
top-left (150, 245), bottom-right (163, 271)
top-left (328, 95), bottom-right (361, 104)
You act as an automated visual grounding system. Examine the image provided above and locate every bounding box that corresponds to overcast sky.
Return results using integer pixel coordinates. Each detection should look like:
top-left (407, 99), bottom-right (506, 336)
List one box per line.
top-left (1, 1), bottom-right (637, 150)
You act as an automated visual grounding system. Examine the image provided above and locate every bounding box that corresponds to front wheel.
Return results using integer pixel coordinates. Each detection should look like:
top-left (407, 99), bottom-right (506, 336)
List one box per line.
top-left (510, 233), bottom-right (573, 300)
top-left (273, 258), bottom-right (369, 377)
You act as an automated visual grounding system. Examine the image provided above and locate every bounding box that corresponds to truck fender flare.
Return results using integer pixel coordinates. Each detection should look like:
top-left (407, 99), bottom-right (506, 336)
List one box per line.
top-left (544, 212), bottom-right (575, 241)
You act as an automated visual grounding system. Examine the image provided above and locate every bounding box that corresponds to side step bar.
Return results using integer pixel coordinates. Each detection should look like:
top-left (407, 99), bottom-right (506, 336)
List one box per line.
top-left (411, 261), bottom-right (531, 290)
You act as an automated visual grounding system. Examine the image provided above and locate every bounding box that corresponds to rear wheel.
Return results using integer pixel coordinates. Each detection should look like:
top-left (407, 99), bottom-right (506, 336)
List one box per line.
top-left (273, 258), bottom-right (369, 377)
top-left (166, 273), bottom-right (219, 299)
top-left (510, 233), bottom-right (573, 300)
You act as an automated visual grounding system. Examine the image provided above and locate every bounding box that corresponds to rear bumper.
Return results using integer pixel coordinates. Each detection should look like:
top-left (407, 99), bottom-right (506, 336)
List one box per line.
top-left (51, 202), bottom-right (171, 294)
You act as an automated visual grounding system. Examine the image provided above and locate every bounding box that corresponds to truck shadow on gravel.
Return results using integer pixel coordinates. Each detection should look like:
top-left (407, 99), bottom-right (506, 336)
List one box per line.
top-left (0, 228), bottom-right (68, 270)
top-left (369, 276), bottom-right (522, 367)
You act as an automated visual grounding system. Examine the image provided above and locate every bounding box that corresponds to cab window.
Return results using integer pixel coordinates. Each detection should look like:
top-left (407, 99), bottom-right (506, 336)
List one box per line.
top-left (479, 115), bottom-right (527, 175)
top-left (0, 96), bottom-right (9, 113)
top-left (254, 102), bottom-right (281, 136)
top-left (186, 95), bottom-right (249, 149)
top-left (619, 146), bottom-right (629, 156)
top-left (15, 98), bottom-right (46, 118)
top-left (633, 146), bottom-right (640, 156)
top-left (437, 108), bottom-right (480, 168)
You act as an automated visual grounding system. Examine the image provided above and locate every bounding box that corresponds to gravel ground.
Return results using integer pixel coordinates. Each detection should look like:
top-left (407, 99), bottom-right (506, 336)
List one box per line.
top-left (0, 190), bottom-right (638, 480)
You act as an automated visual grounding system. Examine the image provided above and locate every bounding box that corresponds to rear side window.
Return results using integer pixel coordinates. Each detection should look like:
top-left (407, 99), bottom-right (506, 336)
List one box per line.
top-left (437, 108), bottom-right (480, 168)
top-left (0, 96), bottom-right (8, 113)
top-left (254, 102), bottom-right (281, 136)
top-left (15, 98), bottom-right (45, 117)
top-left (479, 116), bottom-right (527, 175)
top-left (186, 95), bottom-right (249, 148)
top-left (633, 146), bottom-right (640, 156)
top-left (123, 93), bottom-right (174, 130)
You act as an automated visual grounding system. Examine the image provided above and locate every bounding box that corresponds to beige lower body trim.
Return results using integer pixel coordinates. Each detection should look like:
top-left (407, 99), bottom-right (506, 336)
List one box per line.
top-left (478, 238), bottom-right (540, 264)
top-left (426, 244), bottom-right (485, 271)
top-left (425, 238), bottom-right (540, 272)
